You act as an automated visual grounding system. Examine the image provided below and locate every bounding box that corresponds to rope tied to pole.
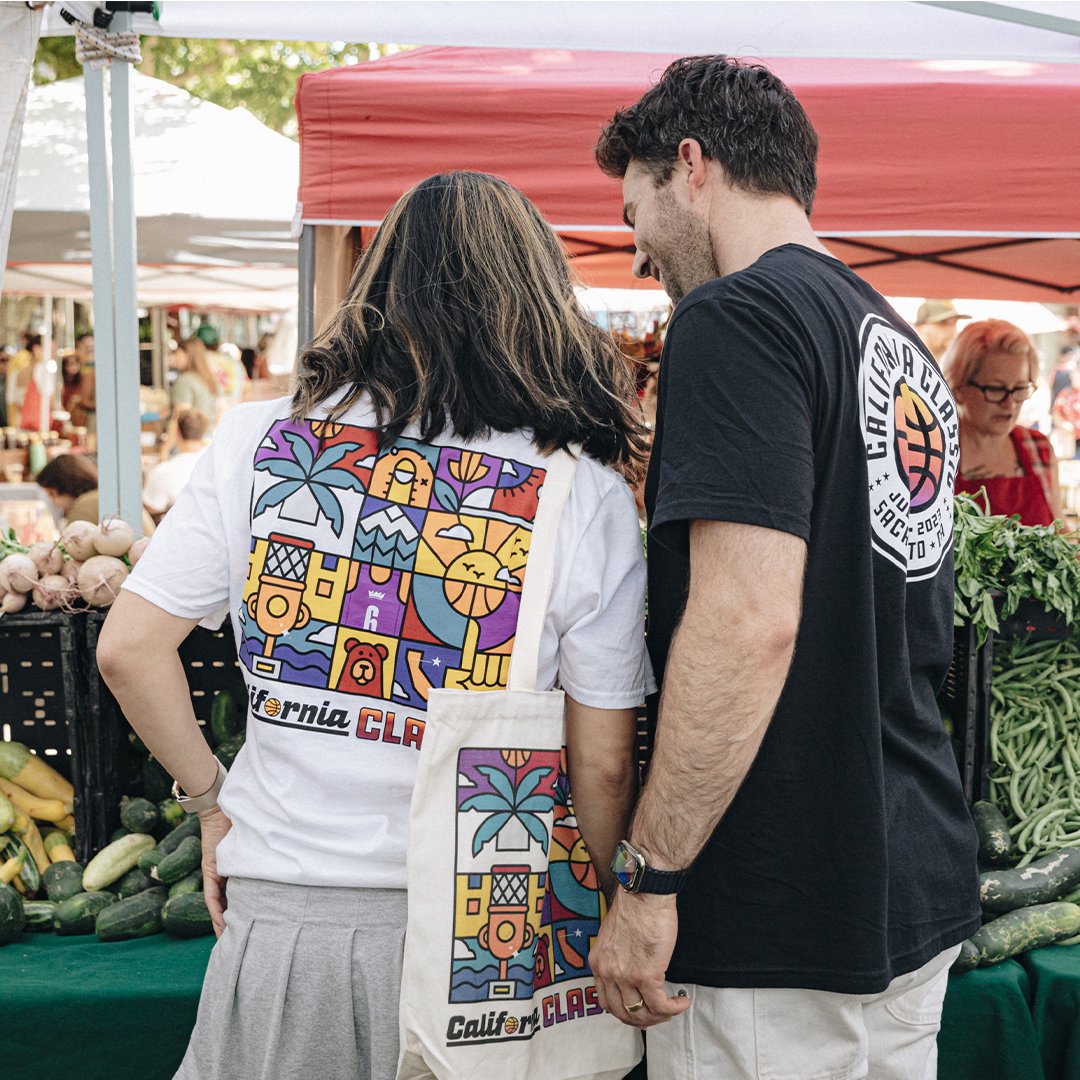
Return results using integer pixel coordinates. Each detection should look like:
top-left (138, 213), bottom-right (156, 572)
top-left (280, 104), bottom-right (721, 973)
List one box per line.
top-left (72, 19), bottom-right (141, 69)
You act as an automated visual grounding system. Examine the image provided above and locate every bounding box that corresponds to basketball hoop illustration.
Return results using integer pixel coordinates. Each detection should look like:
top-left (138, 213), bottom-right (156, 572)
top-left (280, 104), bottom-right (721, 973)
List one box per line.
top-left (246, 533), bottom-right (314, 679)
top-left (479, 865), bottom-right (534, 999)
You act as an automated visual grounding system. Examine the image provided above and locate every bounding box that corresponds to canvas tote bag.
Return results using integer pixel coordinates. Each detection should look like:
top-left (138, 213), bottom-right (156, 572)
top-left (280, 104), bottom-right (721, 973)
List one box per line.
top-left (397, 449), bottom-right (643, 1080)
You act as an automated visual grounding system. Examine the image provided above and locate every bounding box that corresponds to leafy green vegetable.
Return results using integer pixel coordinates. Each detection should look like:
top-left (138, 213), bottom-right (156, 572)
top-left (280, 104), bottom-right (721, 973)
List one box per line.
top-left (953, 492), bottom-right (1080, 645)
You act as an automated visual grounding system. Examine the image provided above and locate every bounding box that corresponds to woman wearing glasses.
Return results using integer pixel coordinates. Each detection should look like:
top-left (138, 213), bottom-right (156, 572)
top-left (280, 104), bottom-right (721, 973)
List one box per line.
top-left (942, 319), bottom-right (1062, 525)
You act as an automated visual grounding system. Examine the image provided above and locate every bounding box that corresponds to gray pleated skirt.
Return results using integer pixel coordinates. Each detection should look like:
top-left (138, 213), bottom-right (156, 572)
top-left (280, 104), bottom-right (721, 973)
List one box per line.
top-left (174, 876), bottom-right (407, 1080)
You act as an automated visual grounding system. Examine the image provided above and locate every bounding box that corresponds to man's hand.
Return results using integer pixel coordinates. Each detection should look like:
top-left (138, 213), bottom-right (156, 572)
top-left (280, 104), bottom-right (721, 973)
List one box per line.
top-left (589, 891), bottom-right (690, 1028)
top-left (198, 805), bottom-right (232, 938)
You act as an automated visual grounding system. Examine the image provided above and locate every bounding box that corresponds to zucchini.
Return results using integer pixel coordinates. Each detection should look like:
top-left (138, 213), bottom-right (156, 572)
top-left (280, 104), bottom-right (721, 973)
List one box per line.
top-left (972, 801), bottom-right (1012, 866)
top-left (151, 835), bottom-right (202, 884)
top-left (4, 835), bottom-right (40, 896)
top-left (210, 692), bottom-right (243, 745)
top-left (168, 870), bottom-right (203, 898)
top-left (951, 938), bottom-right (983, 974)
top-left (82, 833), bottom-right (156, 892)
top-left (119, 796), bottom-right (160, 835)
top-left (970, 902), bottom-right (1080, 966)
top-left (114, 865), bottom-right (156, 899)
top-left (138, 848), bottom-right (164, 876)
top-left (95, 886), bottom-right (168, 942)
top-left (42, 861), bottom-right (84, 902)
top-left (53, 891), bottom-right (118, 935)
top-left (162, 891), bottom-right (213, 938)
top-left (0, 883), bottom-right (25, 944)
top-left (215, 733), bottom-right (244, 771)
top-left (22, 900), bottom-right (57, 931)
top-left (981, 849), bottom-right (1080, 913)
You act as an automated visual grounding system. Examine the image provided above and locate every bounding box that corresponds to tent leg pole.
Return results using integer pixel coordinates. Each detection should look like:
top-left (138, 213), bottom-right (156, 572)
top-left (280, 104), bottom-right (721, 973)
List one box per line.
top-left (298, 223), bottom-right (315, 355)
top-left (101, 11), bottom-right (144, 531)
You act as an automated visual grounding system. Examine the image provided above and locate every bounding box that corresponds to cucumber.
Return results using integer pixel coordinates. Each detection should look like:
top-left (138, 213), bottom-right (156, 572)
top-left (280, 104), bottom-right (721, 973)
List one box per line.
top-left (162, 891), bottom-right (213, 938)
top-left (0, 883), bottom-right (25, 944)
top-left (158, 798), bottom-right (184, 829)
top-left (981, 849), bottom-right (1080, 913)
top-left (142, 757), bottom-right (173, 804)
top-left (42, 860), bottom-right (84, 902)
top-left (168, 870), bottom-right (203, 898)
top-left (215, 733), bottom-right (244, 771)
top-left (114, 865), bottom-right (156, 899)
top-left (22, 900), bottom-right (57, 931)
top-left (119, 796), bottom-right (160, 835)
top-left (152, 813), bottom-right (201, 860)
top-left (82, 833), bottom-right (157, 892)
top-left (210, 692), bottom-right (242, 745)
top-left (95, 886), bottom-right (168, 942)
top-left (972, 801), bottom-right (1011, 866)
top-left (151, 835), bottom-right (202, 884)
top-left (970, 902), bottom-right (1080, 966)
top-left (951, 938), bottom-right (983, 974)
top-left (138, 849), bottom-right (164, 876)
top-left (53, 891), bottom-right (118, 935)
top-left (110, 827), bottom-right (131, 843)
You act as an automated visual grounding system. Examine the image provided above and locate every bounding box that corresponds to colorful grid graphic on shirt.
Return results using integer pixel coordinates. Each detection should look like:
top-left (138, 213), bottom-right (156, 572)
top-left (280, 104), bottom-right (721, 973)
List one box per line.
top-left (238, 417), bottom-right (546, 704)
top-left (451, 748), bottom-right (604, 1004)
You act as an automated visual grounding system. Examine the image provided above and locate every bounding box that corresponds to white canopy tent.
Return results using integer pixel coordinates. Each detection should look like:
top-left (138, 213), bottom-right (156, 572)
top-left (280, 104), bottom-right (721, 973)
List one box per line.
top-left (5, 71), bottom-right (299, 310)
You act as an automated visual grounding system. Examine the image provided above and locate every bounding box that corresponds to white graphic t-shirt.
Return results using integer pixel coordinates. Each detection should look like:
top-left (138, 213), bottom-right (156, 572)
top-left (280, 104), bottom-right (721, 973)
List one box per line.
top-left (125, 394), bottom-right (649, 889)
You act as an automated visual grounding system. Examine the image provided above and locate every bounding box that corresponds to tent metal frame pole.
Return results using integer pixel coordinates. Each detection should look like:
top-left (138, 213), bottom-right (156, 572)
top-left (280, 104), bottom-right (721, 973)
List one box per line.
top-left (105, 10), bottom-right (145, 531)
top-left (298, 223), bottom-right (315, 353)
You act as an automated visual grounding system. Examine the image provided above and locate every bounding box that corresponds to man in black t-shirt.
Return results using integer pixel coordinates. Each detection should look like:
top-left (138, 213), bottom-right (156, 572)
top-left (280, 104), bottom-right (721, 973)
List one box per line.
top-left (588, 56), bottom-right (980, 1078)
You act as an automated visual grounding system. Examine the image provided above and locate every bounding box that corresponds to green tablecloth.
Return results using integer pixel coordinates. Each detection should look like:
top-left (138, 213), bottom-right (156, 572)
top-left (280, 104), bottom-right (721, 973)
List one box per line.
top-left (5, 934), bottom-right (1080, 1079)
top-left (5, 932), bottom-right (214, 1080)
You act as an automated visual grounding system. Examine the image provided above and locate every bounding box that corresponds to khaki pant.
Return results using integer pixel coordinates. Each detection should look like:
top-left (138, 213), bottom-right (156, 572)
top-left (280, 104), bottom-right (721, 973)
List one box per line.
top-left (646, 945), bottom-right (960, 1080)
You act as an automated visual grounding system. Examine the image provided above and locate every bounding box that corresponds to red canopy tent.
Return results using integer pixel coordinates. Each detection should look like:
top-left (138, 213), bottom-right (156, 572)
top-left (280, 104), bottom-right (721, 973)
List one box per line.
top-left (295, 46), bottom-right (1080, 323)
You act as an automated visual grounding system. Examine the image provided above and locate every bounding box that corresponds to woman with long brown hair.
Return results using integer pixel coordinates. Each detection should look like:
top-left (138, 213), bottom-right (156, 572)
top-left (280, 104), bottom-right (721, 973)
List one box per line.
top-left (171, 337), bottom-right (221, 424)
top-left (98, 172), bottom-right (651, 1080)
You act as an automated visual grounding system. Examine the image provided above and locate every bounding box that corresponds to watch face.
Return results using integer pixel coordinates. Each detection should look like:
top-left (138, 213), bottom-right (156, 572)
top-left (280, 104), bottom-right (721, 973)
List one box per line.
top-left (611, 842), bottom-right (645, 891)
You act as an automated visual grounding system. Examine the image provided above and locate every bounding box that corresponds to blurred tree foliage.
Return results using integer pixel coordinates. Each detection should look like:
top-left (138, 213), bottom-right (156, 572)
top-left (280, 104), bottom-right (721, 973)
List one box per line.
top-left (33, 37), bottom-right (400, 138)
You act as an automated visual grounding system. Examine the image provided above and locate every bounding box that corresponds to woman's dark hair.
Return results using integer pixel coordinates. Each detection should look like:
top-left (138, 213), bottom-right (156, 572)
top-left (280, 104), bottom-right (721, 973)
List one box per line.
top-left (292, 171), bottom-right (648, 477)
top-left (595, 55), bottom-right (819, 216)
top-left (35, 453), bottom-right (98, 499)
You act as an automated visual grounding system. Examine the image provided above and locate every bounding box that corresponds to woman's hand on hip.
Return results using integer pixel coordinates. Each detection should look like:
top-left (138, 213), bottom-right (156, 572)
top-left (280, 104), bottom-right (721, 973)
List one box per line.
top-left (198, 805), bottom-right (232, 938)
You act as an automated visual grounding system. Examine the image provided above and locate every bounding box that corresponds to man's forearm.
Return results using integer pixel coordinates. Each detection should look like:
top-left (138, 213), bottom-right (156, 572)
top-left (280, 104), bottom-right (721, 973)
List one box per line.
top-left (631, 599), bottom-right (797, 871)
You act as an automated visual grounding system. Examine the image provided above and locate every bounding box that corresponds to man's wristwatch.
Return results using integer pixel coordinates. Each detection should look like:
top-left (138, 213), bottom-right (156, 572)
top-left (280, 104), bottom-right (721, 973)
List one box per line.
top-left (171, 758), bottom-right (228, 814)
top-left (611, 839), bottom-right (689, 895)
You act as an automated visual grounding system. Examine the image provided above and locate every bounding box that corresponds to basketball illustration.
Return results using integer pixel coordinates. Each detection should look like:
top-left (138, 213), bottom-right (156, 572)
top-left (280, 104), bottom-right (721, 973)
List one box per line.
top-left (443, 551), bottom-right (508, 618)
top-left (501, 750), bottom-right (532, 768)
top-left (503, 1016), bottom-right (519, 1035)
top-left (264, 698), bottom-right (281, 717)
top-left (893, 382), bottom-right (945, 511)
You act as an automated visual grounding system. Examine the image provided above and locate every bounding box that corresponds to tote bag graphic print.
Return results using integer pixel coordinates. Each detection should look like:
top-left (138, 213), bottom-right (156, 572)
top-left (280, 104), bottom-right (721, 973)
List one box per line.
top-left (450, 748), bottom-right (607, 1031)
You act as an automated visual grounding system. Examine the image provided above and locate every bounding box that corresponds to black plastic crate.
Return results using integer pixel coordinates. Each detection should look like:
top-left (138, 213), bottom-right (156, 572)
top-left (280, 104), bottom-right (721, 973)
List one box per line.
top-left (177, 621), bottom-right (246, 729)
top-left (938, 621), bottom-right (993, 804)
top-left (997, 596), bottom-right (1071, 643)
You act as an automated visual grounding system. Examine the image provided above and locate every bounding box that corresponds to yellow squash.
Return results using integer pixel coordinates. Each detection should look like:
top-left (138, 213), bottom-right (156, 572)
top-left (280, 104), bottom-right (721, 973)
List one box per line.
top-left (0, 742), bottom-right (74, 803)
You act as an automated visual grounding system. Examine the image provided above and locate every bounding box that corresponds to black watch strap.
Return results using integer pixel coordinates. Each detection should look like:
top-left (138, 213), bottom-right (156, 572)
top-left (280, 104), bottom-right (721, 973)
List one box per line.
top-left (638, 866), bottom-right (690, 895)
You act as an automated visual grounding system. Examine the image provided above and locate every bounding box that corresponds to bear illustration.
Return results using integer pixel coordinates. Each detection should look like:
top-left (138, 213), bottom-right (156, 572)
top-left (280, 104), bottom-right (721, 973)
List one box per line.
top-left (337, 639), bottom-right (389, 697)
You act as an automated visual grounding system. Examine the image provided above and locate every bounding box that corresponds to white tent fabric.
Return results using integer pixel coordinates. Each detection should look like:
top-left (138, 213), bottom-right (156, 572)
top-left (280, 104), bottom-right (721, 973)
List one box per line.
top-left (5, 71), bottom-right (299, 309)
top-left (37, 1), bottom-right (1080, 64)
top-left (0, 5), bottom-right (42, 298)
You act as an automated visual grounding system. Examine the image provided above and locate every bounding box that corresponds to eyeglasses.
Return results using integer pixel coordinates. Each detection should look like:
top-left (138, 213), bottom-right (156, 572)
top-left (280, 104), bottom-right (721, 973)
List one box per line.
top-left (967, 381), bottom-right (1036, 404)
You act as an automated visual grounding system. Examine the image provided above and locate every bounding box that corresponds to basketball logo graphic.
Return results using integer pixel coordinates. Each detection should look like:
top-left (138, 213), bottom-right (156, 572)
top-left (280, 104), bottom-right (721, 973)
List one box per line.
top-left (501, 750), bottom-right (532, 768)
top-left (264, 698), bottom-right (281, 717)
top-left (503, 1017), bottom-right (519, 1035)
top-left (443, 550), bottom-right (509, 619)
top-left (893, 383), bottom-right (946, 511)
top-left (859, 316), bottom-right (959, 582)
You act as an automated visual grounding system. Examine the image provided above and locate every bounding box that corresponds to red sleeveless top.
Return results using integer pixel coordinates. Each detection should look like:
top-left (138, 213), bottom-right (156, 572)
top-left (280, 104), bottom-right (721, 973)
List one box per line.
top-left (955, 425), bottom-right (1055, 526)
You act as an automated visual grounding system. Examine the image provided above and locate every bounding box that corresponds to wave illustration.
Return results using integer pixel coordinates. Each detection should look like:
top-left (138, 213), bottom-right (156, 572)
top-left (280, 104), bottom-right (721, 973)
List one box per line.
top-left (240, 640), bottom-right (332, 679)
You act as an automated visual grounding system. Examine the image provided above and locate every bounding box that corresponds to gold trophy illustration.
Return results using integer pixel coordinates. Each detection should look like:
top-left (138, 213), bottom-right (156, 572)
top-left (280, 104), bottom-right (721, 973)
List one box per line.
top-left (246, 533), bottom-right (314, 678)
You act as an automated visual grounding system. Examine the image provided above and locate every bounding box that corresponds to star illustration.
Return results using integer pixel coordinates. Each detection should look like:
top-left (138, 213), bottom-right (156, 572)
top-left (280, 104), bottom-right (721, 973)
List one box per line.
top-left (430, 656), bottom-right (442, 668)
top-left (573, 929), bottom-right (583, 938)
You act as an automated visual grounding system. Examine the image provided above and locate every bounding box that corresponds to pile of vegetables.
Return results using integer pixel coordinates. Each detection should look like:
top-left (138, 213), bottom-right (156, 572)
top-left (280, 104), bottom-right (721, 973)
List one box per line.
top-left (0, 517), bottom-right (148, 614)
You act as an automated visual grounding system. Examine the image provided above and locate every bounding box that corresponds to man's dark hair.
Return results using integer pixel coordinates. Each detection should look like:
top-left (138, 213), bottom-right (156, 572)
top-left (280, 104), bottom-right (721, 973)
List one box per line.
top-left (35, 453), bottom-right (98, 499)
top-left (75, 332), bottom-right (93, 345)
top-left (595, 55), bottom-right (819, 216)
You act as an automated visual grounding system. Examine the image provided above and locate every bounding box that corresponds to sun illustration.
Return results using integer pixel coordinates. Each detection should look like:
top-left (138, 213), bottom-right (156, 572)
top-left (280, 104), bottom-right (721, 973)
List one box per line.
top-left (443, 550), bottom-right (509, 618)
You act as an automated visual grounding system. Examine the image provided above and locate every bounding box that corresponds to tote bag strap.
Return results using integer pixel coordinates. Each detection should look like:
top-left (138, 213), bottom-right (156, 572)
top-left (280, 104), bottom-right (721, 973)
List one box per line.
top-left (507, 448), bottom-right (579, 694)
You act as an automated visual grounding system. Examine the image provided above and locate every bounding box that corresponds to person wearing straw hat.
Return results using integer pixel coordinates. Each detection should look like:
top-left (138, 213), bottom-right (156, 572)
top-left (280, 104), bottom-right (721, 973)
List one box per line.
top-left (914, 299), bottom-right (970, 363)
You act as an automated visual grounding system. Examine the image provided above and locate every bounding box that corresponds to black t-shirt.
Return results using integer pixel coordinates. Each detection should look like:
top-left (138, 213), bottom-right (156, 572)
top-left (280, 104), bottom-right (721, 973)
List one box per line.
top-left (645, 244), bottom-right (981, 994)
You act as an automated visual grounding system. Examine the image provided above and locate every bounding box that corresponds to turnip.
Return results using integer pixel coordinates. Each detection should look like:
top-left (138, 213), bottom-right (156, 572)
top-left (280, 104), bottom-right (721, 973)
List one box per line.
top-left (61, 559), bottom-right (82, 585)
top-left (27, 541), bottom-right (64, 577)
top-left (32, 574), bottom-right (75, 612)
top-left (128, 536), bottom-right (151, 565)
top-left (1, 592), bottom-right (27, 614)
top-left (77, 555), bottom-right (129, 608)
top-left (2, 554), bottom-right (39, 594)
top-left (60, 520), bottom-right (100, 562)
top-left (94, 516), bottom-right (135, 558)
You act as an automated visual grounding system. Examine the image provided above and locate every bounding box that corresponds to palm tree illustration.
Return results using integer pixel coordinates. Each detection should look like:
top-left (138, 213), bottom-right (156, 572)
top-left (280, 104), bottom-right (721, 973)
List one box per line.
top-left (255, 431), bottom-right (365, 537)
top-left (462, 765), bottom-right (555, 856)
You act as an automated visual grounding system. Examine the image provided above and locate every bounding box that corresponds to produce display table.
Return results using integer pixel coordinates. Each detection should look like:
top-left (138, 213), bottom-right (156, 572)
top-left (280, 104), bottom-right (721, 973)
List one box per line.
top-left (4, 934), bottom-right (1080, 1079)
top-left (6, 933), bottom-right (213, 1080)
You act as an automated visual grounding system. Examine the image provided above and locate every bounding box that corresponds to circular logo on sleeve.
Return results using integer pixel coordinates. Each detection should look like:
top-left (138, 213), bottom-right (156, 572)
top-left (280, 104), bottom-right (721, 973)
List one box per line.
top-left (859, 315), bottom-right (959, 581)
